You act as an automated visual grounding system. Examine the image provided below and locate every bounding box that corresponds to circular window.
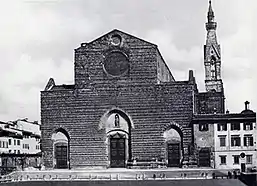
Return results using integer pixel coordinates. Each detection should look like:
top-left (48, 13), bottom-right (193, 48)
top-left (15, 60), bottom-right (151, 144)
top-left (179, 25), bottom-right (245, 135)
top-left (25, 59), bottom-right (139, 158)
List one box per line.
top-left (111, 35), bottom-right (122, 46)
top-left (104, 52), bottom-right (129, 76)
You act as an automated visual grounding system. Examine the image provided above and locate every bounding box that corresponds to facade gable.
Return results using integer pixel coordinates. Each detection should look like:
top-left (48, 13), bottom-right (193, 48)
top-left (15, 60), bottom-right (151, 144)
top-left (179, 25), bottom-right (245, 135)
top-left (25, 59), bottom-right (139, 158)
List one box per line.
top-left (74, 29), bottom-right (174, 89)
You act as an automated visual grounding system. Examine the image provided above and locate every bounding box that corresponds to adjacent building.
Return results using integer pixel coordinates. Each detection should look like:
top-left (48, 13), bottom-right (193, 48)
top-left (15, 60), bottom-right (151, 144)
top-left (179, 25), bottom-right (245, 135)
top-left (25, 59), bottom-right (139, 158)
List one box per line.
top-left (0, 119), bottom-right (41, 174)
top-left (40, 1), bottom-right (256, 170)
top-left (0, 119), bottom-right (41, 155)
top-left (192, 101), bottom-right (256, 171)
top-left (0, 121), bottom-right (23, 154)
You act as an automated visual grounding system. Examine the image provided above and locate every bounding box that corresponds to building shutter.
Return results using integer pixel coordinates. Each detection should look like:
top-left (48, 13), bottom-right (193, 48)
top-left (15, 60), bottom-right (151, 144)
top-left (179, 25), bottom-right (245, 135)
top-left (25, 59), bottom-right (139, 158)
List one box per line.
top-left (224, 124), bottom-right (227, 131)
top-left (250, 137), bottom-right (253, 146)
top-left (244, 137), bottom-right (247, 146)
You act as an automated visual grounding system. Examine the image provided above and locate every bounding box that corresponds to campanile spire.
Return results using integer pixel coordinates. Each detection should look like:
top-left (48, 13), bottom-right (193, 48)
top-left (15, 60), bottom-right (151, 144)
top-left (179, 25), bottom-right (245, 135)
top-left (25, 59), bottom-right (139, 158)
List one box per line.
top-left (204, 0), bottom-right (223, 92)
top-left (208, 0), bottom-right (214, 22)
top-left (206, 0), bottom-right (217, 31)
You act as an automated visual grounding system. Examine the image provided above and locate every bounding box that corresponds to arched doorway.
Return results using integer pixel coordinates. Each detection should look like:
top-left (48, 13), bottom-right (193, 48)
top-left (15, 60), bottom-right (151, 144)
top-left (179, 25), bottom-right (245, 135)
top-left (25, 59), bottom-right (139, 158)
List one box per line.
top-left (164, 124), bottom-right (183, 167)
top-left (51, 128), bottom-right (70, 169)
top-left (101, 109), bottom-right (133, 168)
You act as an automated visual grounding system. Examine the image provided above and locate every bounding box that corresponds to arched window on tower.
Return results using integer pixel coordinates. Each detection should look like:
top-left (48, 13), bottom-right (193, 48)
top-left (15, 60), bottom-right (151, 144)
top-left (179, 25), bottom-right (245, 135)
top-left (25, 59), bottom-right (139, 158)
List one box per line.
top-left (210, 55), bottom-right (216, 79)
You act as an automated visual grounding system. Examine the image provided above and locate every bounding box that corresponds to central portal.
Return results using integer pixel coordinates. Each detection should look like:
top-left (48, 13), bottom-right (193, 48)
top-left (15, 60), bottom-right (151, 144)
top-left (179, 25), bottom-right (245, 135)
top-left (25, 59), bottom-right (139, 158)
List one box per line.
top-left (103, 109), bottom-right (132, 168)
top-left (110, 135), bottom-right (125, 168)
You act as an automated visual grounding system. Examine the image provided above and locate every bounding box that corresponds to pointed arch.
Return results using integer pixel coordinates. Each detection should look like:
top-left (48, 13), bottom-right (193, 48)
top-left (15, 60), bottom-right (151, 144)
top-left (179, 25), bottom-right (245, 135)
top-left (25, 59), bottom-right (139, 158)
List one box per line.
top-left (51, 127), bottom-right (70, 169)
top-left (53, 127), bottom-right (70, 141)
top-left (99, 107), bottom-right (134, 130)
top-left (164, 121), bottom-right (184, 138)
top-left (99, 107), bottom-right (133, 168)
top-left (163, 121), bottom-right (184, 168)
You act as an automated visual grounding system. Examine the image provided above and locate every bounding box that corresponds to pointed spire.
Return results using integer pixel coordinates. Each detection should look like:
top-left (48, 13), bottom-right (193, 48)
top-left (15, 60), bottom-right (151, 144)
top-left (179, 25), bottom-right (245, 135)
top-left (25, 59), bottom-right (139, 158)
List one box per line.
top-left (208, 0), bottom-right (213, 13)
top-left (208, 0), bottom-right (215, 22)
top-left (206, 0), bottom-right (217, 30)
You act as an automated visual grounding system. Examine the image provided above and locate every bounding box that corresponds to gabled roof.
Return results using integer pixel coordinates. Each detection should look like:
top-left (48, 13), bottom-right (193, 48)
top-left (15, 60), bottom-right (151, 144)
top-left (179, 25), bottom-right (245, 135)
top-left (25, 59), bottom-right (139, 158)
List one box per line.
top-left (78, 29), bottom-right (157, 48)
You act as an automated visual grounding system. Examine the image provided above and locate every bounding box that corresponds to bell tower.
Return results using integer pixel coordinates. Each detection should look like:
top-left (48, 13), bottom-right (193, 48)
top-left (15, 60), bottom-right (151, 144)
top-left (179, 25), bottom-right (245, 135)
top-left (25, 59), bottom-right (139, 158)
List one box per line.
top-left (204, 0), bottom-right (223, 92)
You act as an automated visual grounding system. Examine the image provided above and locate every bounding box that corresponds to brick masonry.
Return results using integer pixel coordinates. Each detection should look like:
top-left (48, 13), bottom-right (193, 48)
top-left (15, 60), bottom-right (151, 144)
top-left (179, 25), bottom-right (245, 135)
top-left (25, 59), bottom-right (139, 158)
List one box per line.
top-left (41, 29), bottom-right (225, 169)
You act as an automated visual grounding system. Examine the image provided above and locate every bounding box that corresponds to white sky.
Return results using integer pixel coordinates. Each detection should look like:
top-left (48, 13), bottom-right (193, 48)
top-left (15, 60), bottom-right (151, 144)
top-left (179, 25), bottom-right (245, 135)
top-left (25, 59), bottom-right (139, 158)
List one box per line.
top-left (0, 0), bottom-right (256, 122)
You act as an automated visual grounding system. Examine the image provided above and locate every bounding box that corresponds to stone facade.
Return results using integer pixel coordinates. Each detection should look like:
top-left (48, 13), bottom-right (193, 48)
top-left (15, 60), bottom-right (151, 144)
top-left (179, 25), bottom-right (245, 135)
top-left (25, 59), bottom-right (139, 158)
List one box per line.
top-left (41, 29), bottom-right (198, 169)
top-left (40, 1), bottom-right (255, 170)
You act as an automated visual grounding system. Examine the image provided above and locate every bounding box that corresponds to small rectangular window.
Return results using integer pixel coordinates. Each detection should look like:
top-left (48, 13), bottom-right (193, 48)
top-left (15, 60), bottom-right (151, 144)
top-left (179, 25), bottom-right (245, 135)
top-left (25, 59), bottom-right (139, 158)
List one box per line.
top-left (14, 139), bottom-right (16, 146)
top-left (233, 155), bottom-right (240, 164)
top-left (243, 122), bottom-right (253, 130)
top-left (218, 123), bottom-right (227, 131)
top-left (244, 135), bottom-right (254, 146)
top-left (220, 156), bottom-right (226, 164)
top-left (231, 122), bottom-right (240, 130)
top-left (219, 136), bottom-right (226, 147)
top-left (199, 124), bottom-right (209, 131)
top-left (246, 155), bottom-right (252, 164)
top-left (17, 140), bottom-right (20, 146)
top-left (231, 135), bottom-right (241, 146)
top-left (8, 139), bottom-right (11, 145)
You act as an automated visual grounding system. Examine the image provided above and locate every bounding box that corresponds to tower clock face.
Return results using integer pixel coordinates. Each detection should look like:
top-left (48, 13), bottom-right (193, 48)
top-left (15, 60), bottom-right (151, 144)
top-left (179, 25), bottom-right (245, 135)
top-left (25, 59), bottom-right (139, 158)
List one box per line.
top-left (104, 52), bottom-right (129, 76)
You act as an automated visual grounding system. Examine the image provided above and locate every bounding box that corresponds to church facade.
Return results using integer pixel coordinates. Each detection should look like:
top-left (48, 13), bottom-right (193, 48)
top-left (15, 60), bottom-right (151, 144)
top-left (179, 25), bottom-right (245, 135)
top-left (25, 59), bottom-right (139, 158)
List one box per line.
top-left (40, 1), bottom-right (256, 170)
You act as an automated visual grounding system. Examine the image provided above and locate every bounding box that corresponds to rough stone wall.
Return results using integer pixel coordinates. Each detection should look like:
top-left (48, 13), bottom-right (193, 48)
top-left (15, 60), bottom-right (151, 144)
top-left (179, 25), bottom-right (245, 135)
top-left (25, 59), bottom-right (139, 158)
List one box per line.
top-left (197, 91), bottom-right (225, 114)
top-left (74, 30), bottom-right (158, 89)
top-left (41, 82), bottom-right (195, 168)
top-left (156, 50), bottom-right (175, 83)
top-left (41, 30), bottom-right (196, 168)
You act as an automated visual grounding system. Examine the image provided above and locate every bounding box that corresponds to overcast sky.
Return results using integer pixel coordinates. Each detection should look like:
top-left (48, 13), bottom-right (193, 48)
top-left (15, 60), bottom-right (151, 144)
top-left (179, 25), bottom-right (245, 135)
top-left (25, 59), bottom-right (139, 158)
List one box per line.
top-left (0, 0), bottom-right (256, 122)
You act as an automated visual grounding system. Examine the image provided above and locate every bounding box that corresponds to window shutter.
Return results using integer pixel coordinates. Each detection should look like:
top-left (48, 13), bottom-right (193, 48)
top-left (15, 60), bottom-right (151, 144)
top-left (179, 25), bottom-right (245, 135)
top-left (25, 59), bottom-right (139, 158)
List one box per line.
top-left (244, 137), bottom-right (247, 146)
top-left (250, 137), bottom-right (253, 146)
top-left (224, 124), bottom-right (227, 131)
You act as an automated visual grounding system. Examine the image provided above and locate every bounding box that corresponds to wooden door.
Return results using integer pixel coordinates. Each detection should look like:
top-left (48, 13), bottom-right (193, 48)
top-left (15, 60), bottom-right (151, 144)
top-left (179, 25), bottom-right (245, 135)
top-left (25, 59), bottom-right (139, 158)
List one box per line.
top-left (110, 137), bottom-right (125, 168)
top-left (55, 145), bottom-right (68, 169)
top-left (198, 148), bottom-right (210, 167)
top-left (167, 143), bottom-right (180, 167)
